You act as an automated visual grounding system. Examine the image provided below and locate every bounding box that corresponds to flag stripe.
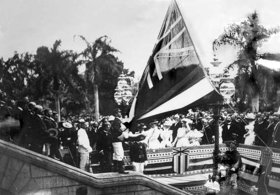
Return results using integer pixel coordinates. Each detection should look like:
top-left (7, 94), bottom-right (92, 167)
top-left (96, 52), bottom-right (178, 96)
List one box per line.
top-left (140, 78), bottom-right (214, 119)
top-left (241, 157), bottom-right (260, 167)
top-left (188, 159), bottom-right (213, 166)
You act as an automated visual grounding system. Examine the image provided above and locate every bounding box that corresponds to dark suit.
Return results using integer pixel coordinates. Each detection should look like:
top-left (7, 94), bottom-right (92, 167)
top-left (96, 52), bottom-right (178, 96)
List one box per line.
top-left (96, 128), bottom-right (113, 172)
top-left (254, 120), bottom-right (269, 146)
top-left (231, 120), bottom-right (247, 144)
top-left (170, 122), bottom-right (182, 142)
top-left (129, 142), bottom-right (147, 163)
top-left (201, 120), bottom-right (215, 145)
top-left (265, 122), bottom-right (275, 146)
top-left (221, 122), bottom-right (239, 143)
top-left (272, 122), bottom-right (280, 148)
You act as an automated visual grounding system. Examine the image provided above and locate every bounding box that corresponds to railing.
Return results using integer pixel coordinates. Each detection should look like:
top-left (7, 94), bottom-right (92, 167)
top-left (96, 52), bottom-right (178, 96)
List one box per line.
top-left (124, 144), bottom-right (280, 194)
top-left (0, 139), bottom-right (192, 195)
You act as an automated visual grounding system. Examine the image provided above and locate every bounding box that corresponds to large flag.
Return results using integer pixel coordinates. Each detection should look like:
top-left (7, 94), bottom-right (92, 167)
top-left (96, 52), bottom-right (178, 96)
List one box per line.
top-left (129, 0), bottom-right (223, 122)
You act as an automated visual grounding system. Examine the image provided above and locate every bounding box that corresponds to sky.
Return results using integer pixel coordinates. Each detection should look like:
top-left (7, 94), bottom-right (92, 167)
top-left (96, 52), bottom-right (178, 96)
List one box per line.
top-left (0, 0), bottom-right (280, 77)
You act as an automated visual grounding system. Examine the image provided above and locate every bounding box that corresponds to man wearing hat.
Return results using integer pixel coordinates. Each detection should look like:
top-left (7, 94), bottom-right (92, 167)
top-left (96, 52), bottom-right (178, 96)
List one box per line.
top-left (77, 119), bottom-right (92, 172)
top-left (20, 102), bottom-right (49, 154)
top-left (58, 122), bottom-right (77, 166)
top-left (43, 109), bottom-right (57, 129)
top-left (129, 133), bottom-right (148, 173)
top-left (111, 116), bottom-right (129, 174)
top-left (96, 120), bottom-right (113, 172)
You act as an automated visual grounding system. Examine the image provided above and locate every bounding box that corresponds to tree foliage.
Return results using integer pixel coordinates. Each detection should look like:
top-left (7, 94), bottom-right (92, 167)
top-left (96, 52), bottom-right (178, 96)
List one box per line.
top-left (0, 36), bottom-right (134, 117)
top-left (34, 40), bottom-right (87, 114)
top-left (0, 53), bottom-right (39, 100)
top-left (77, 35), bottom-right (124, 116)
top-left (213, 11), bottom-right (279, 110)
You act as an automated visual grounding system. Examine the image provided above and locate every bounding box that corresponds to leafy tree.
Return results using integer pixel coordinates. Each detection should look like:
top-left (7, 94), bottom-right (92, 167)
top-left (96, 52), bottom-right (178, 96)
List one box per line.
top-left (0, 53), bottom-right (39, 101)
top-left (35, 40), bottom-right (85, 120)
top-left (77, 35), bottom-right (123, 119)
top-left (213, 11), bottom-right (279, 111)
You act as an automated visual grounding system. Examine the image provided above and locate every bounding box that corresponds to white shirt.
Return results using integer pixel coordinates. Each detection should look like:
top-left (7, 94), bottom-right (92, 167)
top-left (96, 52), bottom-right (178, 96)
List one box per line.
top-left (77, 128), bottom-right (92, 153)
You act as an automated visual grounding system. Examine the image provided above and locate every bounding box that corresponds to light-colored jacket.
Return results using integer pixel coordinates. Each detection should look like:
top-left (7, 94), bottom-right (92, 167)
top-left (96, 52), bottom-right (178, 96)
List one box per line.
top-left (77, 128), bottom-right (92, 153)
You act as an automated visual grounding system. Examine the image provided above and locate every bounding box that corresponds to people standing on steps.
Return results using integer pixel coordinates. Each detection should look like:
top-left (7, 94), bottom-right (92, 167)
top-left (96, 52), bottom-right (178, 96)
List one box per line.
top-left (77, 119), bottom-right (92, 172)
top-left (129, 133), bottom-right (148, 173)
top-left (111, 109), bottom-right (129, 174)
top-left (96, 120), bottom-right (113, 172)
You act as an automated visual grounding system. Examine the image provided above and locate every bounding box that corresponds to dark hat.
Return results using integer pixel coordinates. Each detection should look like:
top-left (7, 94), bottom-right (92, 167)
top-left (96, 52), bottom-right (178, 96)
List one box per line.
top-left (224, 140), bottom-right (238, 148)
top-left (90, 121), bottom-right (98, 127)
top-left (112, 118), bottom-right (122, 129)
top-left (47, 128), bottom-right (58, 137)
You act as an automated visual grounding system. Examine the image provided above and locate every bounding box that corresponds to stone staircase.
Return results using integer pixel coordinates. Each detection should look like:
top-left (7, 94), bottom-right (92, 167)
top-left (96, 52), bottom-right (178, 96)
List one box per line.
top-left (0, 140), bottom-right (190, 195)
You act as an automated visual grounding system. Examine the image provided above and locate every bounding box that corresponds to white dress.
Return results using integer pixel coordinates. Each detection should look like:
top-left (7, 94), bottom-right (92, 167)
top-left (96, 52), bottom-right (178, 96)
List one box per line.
top-left (187, 129), bottom-right (203, 146)
top-left (175, 127), bottom-right (190, 147)
top-left (160, 128), bottom-right (172, 148)
top-left (244, 121), bottom-right (255, 145)
top-left (147, 127), bottom-right (161, 149)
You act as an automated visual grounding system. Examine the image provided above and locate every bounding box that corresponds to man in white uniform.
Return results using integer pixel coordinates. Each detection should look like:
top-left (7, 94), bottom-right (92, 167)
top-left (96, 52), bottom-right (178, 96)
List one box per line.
top-left (77, 119), bottom-right (92, 172)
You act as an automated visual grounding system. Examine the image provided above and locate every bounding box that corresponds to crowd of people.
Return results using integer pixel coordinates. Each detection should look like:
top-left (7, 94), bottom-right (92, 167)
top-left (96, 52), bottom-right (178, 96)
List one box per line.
top-left (1, 98), bottom-right (280, 175)
top-left (0, 99), bottom-right (148, 174)
top-left (129, 108), bottom-right (280, 150)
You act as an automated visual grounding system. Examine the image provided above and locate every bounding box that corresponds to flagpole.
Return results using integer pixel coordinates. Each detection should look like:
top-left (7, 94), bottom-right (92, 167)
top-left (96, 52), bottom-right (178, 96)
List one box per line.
top-left (212, 101), bottom-right (221, 177)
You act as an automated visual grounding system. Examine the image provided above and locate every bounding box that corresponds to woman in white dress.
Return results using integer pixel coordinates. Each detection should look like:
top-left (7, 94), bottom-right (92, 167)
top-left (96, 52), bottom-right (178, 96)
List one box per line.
top-left (173, 118), bottom-right (192, 147)
top-left (160, 120), bottom-right (173, 148)
top-left (244, 113), bottom-right (256, 145)
top-left (187, 126), bottom-right (204, 146)
top-left (146, 121), bottom-right (161, 149)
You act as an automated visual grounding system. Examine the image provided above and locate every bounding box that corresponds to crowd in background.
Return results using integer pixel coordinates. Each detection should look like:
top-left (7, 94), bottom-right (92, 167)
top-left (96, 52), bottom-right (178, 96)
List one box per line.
top-left (132, 108), bottom-right (280, 150)
top-left (1, 98), bottom-right (280, 174)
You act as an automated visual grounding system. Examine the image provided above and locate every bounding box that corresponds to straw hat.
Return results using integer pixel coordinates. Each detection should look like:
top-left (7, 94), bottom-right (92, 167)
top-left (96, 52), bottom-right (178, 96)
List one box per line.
top-left (62, 122), bottom-right (73, 129)
top-left (78, 118), bottom-right (85, 123)
top-left (163, 120), bottom-right (173, 127)
top-left (108, 115), bottom-right (115, 121)
top-left (245, 113), bottom-right (256, 120)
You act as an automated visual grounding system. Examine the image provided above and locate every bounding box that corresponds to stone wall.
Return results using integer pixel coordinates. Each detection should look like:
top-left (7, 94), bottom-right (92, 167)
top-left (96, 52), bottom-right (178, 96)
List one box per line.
top-left (0, 140), bottom-right (189, 195)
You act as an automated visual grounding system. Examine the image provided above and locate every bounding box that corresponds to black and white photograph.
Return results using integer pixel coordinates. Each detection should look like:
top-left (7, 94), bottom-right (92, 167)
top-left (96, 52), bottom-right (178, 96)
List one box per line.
top-left (0, 0), bottom-right (280, 194)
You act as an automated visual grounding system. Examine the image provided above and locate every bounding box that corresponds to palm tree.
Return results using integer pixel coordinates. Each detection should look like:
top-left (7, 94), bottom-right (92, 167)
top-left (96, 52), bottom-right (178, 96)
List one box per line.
top-left (213, 11), bottom-right (279, 111)
top-left (35, 40), bottom-right (85, 121)
top-left (77, 35), bottom-right (123, 120)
